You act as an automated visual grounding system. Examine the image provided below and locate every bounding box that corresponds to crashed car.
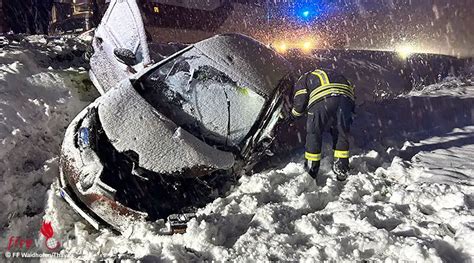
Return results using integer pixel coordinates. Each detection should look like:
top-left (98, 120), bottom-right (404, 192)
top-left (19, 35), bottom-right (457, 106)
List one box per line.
top-left (59, 0), bottom-right (469, 233)
top-left (59, 0), bottom-right (300, 233)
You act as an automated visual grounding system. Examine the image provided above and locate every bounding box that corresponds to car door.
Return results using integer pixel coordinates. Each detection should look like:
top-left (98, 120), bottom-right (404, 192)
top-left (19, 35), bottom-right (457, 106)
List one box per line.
top-left (89, 0), bottom-right (150, 94)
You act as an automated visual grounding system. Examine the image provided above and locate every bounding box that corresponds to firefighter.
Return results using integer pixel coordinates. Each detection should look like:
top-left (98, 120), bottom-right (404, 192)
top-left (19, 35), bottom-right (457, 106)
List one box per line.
top-left (291, 69), bottom-right (355, 181)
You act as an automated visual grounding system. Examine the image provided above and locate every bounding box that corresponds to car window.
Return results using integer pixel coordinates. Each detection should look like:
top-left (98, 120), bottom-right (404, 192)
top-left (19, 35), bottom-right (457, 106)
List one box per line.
top-left (138, 48), bottom-right (266, 147)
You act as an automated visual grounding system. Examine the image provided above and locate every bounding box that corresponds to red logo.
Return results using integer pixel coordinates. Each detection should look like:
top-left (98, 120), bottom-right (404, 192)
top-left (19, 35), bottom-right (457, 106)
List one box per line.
top-left (6, 221), bottom-right (62, 251)
top-left (40, 221), bottom-right (60, 250)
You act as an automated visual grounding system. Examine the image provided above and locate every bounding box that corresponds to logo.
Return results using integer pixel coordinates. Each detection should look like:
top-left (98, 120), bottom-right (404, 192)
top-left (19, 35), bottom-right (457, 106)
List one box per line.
top-left (6, 221), bottom-right (61, 252)
top-left (40, 221), bottom-right (60, 251)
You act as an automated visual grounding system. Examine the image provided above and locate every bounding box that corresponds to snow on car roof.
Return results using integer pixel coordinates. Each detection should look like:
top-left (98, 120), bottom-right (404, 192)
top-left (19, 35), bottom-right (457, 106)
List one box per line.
top-left (193, 33), bottom-right (293, 99)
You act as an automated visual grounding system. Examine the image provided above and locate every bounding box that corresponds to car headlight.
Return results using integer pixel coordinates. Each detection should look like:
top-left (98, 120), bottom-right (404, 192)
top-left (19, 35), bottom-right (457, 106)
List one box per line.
top-left (273, 41), bottom-right (288, 53)
top-left (272, 38), bottom-right (316, 53)
top-left (301, 40), bottom-right (315, 52)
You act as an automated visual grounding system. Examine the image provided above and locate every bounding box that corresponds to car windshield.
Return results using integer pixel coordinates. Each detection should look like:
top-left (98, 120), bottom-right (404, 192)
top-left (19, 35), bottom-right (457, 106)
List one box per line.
top-left (136, 47), bottom-right (267, 148)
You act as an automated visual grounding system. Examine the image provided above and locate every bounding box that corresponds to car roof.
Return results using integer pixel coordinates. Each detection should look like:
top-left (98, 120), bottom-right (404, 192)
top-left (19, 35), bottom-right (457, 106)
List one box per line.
top-left (193, 33), bottom-right (292, 99)
top-left (135, 34), bottom-right (293, 99)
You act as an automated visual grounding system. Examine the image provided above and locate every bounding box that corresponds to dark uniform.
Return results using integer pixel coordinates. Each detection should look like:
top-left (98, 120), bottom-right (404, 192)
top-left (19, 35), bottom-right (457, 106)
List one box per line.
top-left (291, 69), bottom-right (355, 181)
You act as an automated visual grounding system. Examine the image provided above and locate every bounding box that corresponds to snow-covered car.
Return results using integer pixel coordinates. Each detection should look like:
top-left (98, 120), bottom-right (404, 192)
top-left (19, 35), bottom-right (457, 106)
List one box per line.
top-left (59, 0), bottom-right (296, 232)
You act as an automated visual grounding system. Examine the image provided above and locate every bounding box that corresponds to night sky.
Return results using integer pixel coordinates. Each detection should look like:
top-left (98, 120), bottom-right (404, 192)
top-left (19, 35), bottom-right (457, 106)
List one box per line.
top-left (150, 0), bottom-right (474, 57)
top-left (332, 0), bottom-right (474, 57)
top-left (2, 0), bottom-right (473, 57)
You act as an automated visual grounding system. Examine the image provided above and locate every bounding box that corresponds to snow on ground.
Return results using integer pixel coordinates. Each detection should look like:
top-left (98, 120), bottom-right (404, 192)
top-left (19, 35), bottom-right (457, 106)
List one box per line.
top-left (1, 36), bottom-right (473, 262)
top-left (44, 80), bottom-right (474, 261)
top-left (409, 76), bottom-right (474, 98)
top-left (0, 35), bottom-right (96, 253)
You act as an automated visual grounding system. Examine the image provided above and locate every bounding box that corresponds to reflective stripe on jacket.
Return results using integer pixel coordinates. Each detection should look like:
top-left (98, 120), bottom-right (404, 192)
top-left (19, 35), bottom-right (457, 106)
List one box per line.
top-left (291, 69), bottom-right (354, 116)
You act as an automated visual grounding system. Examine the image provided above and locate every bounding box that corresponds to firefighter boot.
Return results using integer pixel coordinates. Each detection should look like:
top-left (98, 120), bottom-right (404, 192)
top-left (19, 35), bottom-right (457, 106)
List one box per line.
top-left (305, 160), bottom-right (320, 179)
top-left (333, 158), bottom-right (349, 181)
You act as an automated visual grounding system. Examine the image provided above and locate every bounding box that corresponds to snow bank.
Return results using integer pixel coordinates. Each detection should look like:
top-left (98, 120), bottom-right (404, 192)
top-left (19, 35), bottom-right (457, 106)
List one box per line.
top-left (0, 35), bottom-right (95, 250)
top-left (43, 78), bottom-right (474, 261)
top-left (44, 152), bottom-right (473, 261)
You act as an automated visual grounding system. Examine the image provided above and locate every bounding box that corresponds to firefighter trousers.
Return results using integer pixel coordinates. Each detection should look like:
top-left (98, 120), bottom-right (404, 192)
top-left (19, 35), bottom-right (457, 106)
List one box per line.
top-left (305, 95), bottom-right (354, 162)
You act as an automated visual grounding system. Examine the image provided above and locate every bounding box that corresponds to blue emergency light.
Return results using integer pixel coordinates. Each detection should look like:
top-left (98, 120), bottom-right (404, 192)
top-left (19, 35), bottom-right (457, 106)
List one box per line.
top-left (294, 1), bottom-right (320, 21)
top-left (269, 0), bottom-right (331, 23)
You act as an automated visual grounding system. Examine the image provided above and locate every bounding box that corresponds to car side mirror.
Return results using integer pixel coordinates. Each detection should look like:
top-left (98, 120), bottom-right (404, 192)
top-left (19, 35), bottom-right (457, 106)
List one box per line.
top-left (113, 48), bottom-right (137, 66)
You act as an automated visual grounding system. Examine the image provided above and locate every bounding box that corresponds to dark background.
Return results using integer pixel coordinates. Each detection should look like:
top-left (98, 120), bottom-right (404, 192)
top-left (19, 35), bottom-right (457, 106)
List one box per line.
top-left (3, 0), bottom-right (53, 34)
top-left (1, 0), bottom-right (473, 57)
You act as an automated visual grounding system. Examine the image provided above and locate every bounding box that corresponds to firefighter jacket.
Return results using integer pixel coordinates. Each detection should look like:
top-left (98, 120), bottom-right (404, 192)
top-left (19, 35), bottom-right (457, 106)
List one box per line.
top-left (291, 69), bottom-right (355, 117)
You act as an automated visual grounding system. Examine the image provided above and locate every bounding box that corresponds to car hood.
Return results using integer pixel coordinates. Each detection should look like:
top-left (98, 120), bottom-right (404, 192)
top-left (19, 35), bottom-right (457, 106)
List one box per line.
top-left (97, 80), bottom-right (235, 175)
